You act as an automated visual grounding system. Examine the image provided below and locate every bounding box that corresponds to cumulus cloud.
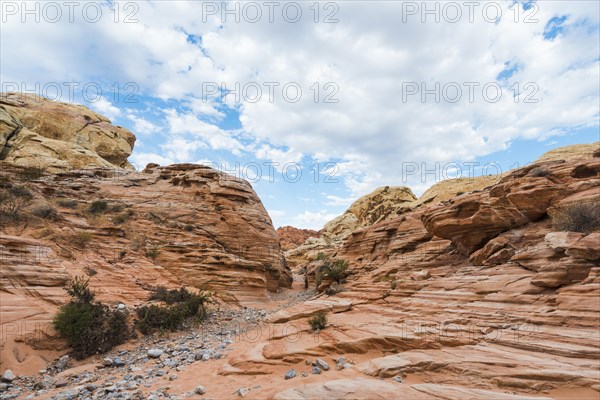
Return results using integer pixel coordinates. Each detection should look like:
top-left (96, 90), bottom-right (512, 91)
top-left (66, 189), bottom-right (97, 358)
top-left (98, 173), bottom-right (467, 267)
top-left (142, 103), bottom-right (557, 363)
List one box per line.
top-left (129, 152), bottom-right (174, 170)
top-left (127, 114), bottom-right (160, 135)
top-left (292, 211), bottom-right (340, 230)
top-left (90, 97), bottom-right (121, 120)
top-left (2, 0), bottom-right (598, 228)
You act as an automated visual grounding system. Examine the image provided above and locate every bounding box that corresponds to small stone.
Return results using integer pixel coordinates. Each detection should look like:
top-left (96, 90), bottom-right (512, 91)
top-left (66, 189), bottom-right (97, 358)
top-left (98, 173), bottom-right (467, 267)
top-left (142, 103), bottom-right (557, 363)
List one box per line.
top-left (55, 355), bottom-right (70, 371)
top-left (314, 358), bottom-right (330, 371)
top-left (85, 383), bottom-right (98, 391)
top-left (102, 358), bottom-right (114, 367)
top-left (284, 369), bottom-right (296, 380)
top-left (147, 396), bottom-right (159, 400)
top-left (237, 387), bottom-right (250, 397)
top-left (130, 366), bottom-right (142, 372)
top-left (201, 353), bottom-right (211, 361)
top-left (1, 370), bottom-right (15, 382)
top-left (392, 376), bottom-right (403, 383)
top-left (55, 379), bottom-right (69, 388)
top-left (113, 357), bottom-right (125, 367)
top-left (155, 370), bottom-right (166, 377)
top-left (311, 366), bottom-right (321, 375)
top-left (194, 385), bottom-right (206, 395)
top-left (0, 383), bottom-right (8, 391)
top-left (148, 349), bottom-right (164, 358)
top-left (38, 369), bottom-right (47, 375)
top-left (117, 303), bottom-right (126, 310)
top-left (301, 371), bottom-right (308, 377)
top-left (336, 356), bottom-right (346, 365)
top-left (342, 363), bottom-right (352, 369)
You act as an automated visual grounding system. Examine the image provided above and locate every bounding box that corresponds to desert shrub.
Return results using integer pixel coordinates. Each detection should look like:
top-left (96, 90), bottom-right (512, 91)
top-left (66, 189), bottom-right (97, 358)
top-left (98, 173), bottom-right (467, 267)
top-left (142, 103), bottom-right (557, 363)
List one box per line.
top-left (529, 166), bottom-right (552, 177)
top-left (56, 199), bottom-right (78, 209)
top-left (113, 210), bottom-right (134, 225)
top-left (31, 204), bottom-right (59, 220)
top-left (308, 311), bottom-right (327, 331)
top-left (315, 252), bottom-right (327, 261)
top-left (65, 276), bottom-right (95, 303)
top-left (145, 244), bottom-right (161, 260)
top-left (552, 201), bottom-right (600, 233)
top-left (0, 185), bottom-right (33, 218)
top-left (149, 286), bottom-right (195, 304)
top-left (53, 277), bottom-right (129, 359)
top-left (185, 224), bottom-right (194, 232)
top-left (74, 231), bottom-right (93, 246)
top-left (323, 259), bottom-right (349, 284)
top-left (136, 288), bottom-right (209, 334)
top-left (456, 191), bottom-right (465, 196)
top-left (88, 200), bottom-right (108, 214)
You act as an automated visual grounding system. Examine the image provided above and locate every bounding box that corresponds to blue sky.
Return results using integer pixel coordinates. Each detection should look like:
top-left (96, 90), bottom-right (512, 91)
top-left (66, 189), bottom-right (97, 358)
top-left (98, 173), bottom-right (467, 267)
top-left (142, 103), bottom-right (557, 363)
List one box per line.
top-left (1, 0), bottom-right (599, 228)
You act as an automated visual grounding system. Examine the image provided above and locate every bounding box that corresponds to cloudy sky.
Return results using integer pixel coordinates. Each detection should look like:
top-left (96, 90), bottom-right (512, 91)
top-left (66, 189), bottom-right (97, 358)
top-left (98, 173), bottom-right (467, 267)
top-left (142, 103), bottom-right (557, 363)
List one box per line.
top-left (2, 0), bottom-right (599, 228)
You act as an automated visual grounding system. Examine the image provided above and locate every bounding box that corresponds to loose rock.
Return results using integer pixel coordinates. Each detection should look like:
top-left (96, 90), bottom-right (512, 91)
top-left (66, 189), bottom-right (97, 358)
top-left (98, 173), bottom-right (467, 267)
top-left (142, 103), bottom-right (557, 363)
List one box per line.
top-left (195, 385), bottom-right (206, 395)
top-left (0, 370), bottom-right (15, 383)
top-left (148, 349), bottom-right (164, 358)
top-left (284, 369), bottom-right (296, 380)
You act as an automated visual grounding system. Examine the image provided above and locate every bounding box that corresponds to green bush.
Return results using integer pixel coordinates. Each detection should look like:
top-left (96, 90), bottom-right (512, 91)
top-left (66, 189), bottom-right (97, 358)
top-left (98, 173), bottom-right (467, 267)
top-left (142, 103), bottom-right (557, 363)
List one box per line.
top-left (65, 276), bottom-right (95, 303)
top-left (136, 287), bottom-right (209, 334)
top-left (53, 277), bottom-right (129, 359)
top-left (552, 201), bottom-right (600, 233)
top-left (149, 286), bottom-right (195, 304)
top-left (325, 259), bottom-right (349, 283)
top-left (308, 311), bottom-right (327, 331)
top-left (88, 200), bottom-right (108, 214)
top-left (145, 244), bottom-right (161, 261)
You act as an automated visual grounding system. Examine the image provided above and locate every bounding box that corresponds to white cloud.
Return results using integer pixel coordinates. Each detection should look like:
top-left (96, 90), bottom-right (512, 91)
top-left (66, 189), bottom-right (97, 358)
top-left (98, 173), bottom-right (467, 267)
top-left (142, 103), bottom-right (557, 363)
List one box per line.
top-left (164, 109), bottom-right (246, 155)
top-left (292, 210), bottom-right (339, 230)
top-left (90, 97), bottom-right (121, 120)
top-left (130, 152), bottom-right (174, 170)
top-left (127, 114), bottom-right (160, 135)
top-left (2, 0), bottom-right (598, 212)
top-left (324, 194), bottom-right (353, 207)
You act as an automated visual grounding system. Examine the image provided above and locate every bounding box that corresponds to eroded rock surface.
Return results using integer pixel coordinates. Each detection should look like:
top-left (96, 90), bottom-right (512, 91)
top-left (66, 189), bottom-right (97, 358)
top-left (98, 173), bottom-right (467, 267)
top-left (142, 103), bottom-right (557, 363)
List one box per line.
top-left (0, 162), bottom-right (291, 374)
top-left (0, 92), bottom-right (136, 171)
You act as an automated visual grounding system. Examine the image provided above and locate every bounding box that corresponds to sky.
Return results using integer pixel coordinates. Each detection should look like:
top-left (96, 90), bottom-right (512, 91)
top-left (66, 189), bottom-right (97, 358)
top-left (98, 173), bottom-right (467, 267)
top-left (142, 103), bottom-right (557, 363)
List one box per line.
top-left (1, 0), bottom-right (599, 229)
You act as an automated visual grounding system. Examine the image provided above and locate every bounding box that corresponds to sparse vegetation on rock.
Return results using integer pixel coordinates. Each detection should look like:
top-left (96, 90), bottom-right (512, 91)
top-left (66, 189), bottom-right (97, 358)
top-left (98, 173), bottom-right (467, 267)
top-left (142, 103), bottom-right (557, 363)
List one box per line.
top-left (88, 200), bottom-right (108, 214)
top-left (31, 203), bottom-right (59, 220)
top-left (308, 311), bottom-right (327, 331)
top-left (135, 287), bottom-right (210, 334)
top-left (0, 184), bottom-right (33, 219)
top-left (552, 200), bottom-right (600, 233)
top-left (53, 277), bottom-right (130, 359)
